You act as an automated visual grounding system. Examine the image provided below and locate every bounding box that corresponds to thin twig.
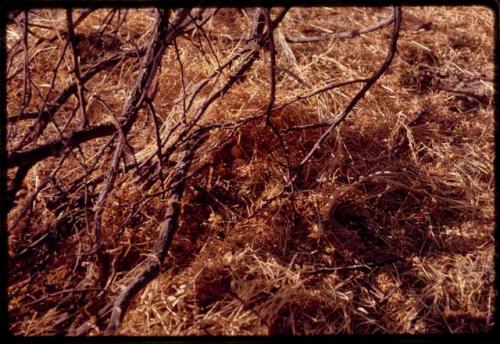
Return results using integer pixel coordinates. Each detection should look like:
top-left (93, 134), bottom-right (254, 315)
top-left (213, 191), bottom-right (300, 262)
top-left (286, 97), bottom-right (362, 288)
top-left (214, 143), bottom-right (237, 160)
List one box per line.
top-left (292, 6), bottom-right (401, 183)
top-left (286, 9), bottom-right (395, 43)
top-left (66, 8), bottom-right (89, 127)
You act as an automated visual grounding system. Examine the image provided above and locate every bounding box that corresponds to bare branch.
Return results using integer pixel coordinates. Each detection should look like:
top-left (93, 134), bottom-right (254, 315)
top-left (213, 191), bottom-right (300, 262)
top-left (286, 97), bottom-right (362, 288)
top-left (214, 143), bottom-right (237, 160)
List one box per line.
top-left (286, 8), bottom-right (395, 43)
top-left (66, 8), bottom-right (89, 127)
top-left (291, 6), bottom-right (402, 182)
top-left (104, 130), bottom-right (208, 334)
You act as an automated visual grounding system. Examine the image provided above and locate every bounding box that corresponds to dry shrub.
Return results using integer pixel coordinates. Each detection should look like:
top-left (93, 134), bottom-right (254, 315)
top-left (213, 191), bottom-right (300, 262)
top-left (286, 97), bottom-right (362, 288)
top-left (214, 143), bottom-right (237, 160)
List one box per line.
top-left (6, 5), bottom-right (494, 335)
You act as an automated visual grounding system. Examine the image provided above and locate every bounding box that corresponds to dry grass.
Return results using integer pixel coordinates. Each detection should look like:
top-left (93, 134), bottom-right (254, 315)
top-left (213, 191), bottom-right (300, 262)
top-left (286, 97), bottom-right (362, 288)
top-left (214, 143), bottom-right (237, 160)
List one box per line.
top-left (6, 6), bottom-right (495, 335)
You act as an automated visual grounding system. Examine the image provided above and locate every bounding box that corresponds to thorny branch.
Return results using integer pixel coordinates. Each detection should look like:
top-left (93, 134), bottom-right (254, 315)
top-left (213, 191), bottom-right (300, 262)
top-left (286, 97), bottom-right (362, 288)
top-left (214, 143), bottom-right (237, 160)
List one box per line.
top-left (6, 6), bottom-right (403, 335)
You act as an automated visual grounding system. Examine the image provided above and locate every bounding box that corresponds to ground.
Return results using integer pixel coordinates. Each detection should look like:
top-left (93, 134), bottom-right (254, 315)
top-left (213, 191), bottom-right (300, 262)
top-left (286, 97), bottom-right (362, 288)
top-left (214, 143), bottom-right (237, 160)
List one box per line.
top-left (5, 6), bottom-right (495, 335)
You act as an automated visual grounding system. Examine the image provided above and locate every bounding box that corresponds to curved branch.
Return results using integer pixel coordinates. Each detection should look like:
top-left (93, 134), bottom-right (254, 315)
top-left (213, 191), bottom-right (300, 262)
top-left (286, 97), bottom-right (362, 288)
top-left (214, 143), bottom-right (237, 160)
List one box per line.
top-left (292, 6), bottom-right (402, 182)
